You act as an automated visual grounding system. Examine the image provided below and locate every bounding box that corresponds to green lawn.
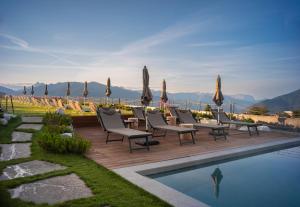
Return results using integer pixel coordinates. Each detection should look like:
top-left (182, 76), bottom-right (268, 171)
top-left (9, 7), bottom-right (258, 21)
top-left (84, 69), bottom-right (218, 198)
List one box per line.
top-left (5, 101), bottom-right (133, 117)
top-left (0, 116), bottom-right (170, 207)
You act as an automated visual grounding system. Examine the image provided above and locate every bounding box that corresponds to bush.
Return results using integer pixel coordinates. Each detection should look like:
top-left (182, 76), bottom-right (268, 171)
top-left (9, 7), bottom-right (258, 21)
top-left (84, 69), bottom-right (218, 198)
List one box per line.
top-left (43, 112), bottom-right (72, 126)
top-left (241, 117), bottom-right (255, 123)
top-left (37, 130), bottom-right (91, 154)
top-left (292, 110), bottom-right (300, 118)
top-left (44, 125), bottom-right (73, 134)
top-left (247, 106), bottom-right (269, 115)
top-left (194, 112), bottom-right (213, 119)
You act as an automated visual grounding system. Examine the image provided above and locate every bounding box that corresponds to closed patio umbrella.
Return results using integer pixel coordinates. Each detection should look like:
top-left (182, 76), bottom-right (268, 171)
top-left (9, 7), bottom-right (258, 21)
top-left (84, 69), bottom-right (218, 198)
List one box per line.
top-left (160, 79), bottom-right (168, 113)
top-left (23, 86), bottom-right (27, 95)
top-left (106, 77), bottom-right (112, 105)
top-left (212, 75), bottom-right (224, 124)
top-left (44, 84), bottom-right (48, 96)
top-left (66, 82), bottom-right (71, 102)
top-left (30, 85), bottom-right (34, 96)
top-left (83, 81), bottom-right (88, 106)
top-left (141, 66), bottom-right (153, 131)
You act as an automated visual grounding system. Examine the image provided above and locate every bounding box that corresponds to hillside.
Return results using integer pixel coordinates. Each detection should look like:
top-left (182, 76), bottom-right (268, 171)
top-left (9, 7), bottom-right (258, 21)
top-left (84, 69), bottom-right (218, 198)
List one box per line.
top-left (0, 86), bottom-right (16, 95)
top-left (253, 89), bottom-right (300, 113)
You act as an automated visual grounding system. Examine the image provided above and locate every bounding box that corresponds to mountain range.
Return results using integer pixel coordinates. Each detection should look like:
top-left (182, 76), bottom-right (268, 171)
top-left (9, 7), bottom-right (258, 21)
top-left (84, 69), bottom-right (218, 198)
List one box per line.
top-left (1, 82), bottom-right (298, 113)
top-left (0, 81), bottom-right (260, 112)
top-left (253, 89), bottom-right (300, 113)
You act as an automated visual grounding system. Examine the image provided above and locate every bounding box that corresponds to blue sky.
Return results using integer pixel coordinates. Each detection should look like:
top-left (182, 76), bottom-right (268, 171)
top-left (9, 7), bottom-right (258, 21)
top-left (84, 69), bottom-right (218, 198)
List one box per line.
top-left (0, 0), bottom-right (299, 99)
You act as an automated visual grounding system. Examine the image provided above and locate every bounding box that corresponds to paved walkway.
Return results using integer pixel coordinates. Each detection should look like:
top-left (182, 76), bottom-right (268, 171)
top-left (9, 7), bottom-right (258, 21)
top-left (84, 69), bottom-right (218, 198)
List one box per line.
top-left (0, 116), bottom-right (93, 204)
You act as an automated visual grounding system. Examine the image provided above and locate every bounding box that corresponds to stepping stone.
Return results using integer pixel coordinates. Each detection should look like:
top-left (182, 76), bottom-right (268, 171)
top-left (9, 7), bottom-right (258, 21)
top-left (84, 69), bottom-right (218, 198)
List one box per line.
top-left (9, 173), bottom-right (93, 204)
top-left (17, 124), bottom-right (43, 131)
top-left (22, 116), bottom-right (43, 123)
top-left (0, 144), bottom-right (31, 161)
top-left (0, 160), bottom-right (67, 180)
top-left (11, 132), bottom-right (32, 142)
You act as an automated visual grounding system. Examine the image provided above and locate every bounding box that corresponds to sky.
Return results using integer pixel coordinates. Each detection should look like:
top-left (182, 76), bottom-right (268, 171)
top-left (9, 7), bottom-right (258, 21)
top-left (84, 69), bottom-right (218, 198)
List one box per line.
top-left (0, 0), bottom-right (300, 99)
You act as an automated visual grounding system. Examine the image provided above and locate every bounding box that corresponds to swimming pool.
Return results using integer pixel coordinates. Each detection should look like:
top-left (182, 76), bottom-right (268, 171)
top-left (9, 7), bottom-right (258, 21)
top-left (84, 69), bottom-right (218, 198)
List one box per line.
top-left (149, 146), bottom-right (300, 207)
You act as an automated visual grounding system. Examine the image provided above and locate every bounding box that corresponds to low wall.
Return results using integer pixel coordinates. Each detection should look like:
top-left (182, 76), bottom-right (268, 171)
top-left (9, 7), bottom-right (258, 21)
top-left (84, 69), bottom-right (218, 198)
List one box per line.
top-left (237, 114), bottom-right (300, 128)
top-left (285, 118), bottom-right (300, 128)
top-left (72, 114), bottom-right (133, 128)
top-left (238, 114), bottom-right (279, 124)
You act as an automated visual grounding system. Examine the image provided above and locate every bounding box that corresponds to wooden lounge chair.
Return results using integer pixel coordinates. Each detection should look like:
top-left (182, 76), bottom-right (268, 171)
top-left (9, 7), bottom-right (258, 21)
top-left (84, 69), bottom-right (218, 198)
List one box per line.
top-left (175, 109), bottom-right (228, 140)
top-left (74, 101), bottom-right (83, 111)
top-left (88, 102), bottom-right (97, 112)
top-left (44, 98), bottom-right (52, 107)
top-left (211, 109), bottom-right (261, 136)
top-left (57, 99), bottom-right (64, 108)
top-left (68, 100), bottom-right (76, 110)
top-left (146, 110), bottom-right (197, 145)
top-left (97, 107), bottom-right (152, 152)
top-left (51, 98), bottom-right (58, 107)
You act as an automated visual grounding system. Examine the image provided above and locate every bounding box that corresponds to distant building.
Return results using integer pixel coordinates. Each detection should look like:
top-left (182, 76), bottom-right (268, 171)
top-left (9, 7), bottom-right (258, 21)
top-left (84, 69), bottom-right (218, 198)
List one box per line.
top-left (284, 111), bottom-right (293, 117)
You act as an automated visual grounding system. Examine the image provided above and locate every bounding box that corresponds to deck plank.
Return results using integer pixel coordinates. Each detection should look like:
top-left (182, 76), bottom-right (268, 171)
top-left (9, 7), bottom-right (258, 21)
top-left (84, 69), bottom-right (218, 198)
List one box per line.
top-left (76, 126), bottom-right (298, 169)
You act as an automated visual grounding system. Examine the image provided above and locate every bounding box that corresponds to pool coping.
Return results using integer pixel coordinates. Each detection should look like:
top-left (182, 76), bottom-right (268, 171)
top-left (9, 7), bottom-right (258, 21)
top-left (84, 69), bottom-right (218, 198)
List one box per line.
top-left (113, 137), bottom-right (300, 207)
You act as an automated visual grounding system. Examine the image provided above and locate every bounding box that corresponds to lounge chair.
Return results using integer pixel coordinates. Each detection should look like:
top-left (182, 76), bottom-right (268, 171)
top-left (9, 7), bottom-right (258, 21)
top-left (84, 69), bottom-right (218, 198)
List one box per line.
top-left (68, 100), bottom-right (76, 110)
top-left (88, 102), bottom-right (97, 112)
top-left (57, 99), bottom-right (64, 108)
top-left (97, 107), bottom-right (152, 152)
top-left (146, 110), bottom-right (197, 145)
top-left (175, 109), bottom-right (227, 140)
top-left (132, 107), bottom-right (145, 121)
top-left (74, 101), bottom-right (83, 111)
top-left (211, 109), bottom-right (261, 136)
top-left (168, 106), bottom-right (178, 118)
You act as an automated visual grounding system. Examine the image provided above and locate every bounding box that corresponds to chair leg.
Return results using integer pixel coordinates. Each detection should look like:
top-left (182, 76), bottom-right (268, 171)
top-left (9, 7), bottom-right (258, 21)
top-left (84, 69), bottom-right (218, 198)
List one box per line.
top-left (177, 133), bottom-right (182, 145)
top-left (247, 126), bottom-right (252, 136)
top-left (122, 136), bottom-right (124, 142)
top-left (106, 132), bottom-right (110, 143)
top-left (128, 138), bottom-right (132, 153)
top-left (255, 126), bottom-right (259, 135)
top-left (191, 132), bottom-right (195, 144)
top-left (146, 136), bottom-right (150, 151)
top-left (223, 128), bottom-right (227, 140)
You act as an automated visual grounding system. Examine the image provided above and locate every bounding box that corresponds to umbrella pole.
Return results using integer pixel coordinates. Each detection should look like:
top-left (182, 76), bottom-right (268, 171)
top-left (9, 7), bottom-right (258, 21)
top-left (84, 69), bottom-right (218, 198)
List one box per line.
top-left (145, 106), bottom-right (148, 131)
top-left (217, 106), bottom-right (220, 125)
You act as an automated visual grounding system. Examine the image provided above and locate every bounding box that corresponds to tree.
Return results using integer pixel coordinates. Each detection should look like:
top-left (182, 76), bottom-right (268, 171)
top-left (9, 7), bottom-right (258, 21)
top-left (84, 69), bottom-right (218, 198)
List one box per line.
top-left (247, 106), bottom-right (269, 115)
top-left (292, 109), bottom-right (300, 118)
top-left (204, 104), bottom-right (212, 112)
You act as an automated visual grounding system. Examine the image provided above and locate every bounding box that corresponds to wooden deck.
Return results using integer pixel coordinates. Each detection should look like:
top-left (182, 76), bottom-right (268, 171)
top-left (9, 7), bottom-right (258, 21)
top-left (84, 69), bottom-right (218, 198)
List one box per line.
top-left (76, 126), bottom-right (298, 169)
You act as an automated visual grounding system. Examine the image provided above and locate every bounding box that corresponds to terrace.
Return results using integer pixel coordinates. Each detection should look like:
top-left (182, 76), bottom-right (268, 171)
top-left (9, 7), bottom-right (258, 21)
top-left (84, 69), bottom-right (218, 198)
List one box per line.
top-left (76, 122), bottom-right (299, 169)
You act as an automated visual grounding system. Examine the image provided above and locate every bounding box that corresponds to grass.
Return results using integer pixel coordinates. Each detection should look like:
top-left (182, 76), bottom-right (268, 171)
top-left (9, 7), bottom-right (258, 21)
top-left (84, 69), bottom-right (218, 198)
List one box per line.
top-left (0, 114), bottom-right (170, 207)
top-left (0, 117), bottom-right (22, 144)
top-left (5, 100), bottom-right (133, 117)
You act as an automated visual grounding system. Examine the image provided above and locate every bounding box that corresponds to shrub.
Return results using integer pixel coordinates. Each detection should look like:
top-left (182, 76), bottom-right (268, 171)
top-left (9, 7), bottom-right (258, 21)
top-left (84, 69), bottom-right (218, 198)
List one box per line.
top-left (43, 112), bottom-right (72, 126)
top-left (204, 104), bottom-right (212, 112)
top-left (37, 130), bottom-right (91, 154)
top-left (241, 117), bottom-right (255, 123)
top-left (44, 125), bottom-right (73, 134)
top-left (195, 112), bottom-right (213, 119)
top-left (292, 110), bottom-right (300, 118)
top-left (247, 106), bottom-right (269, 115)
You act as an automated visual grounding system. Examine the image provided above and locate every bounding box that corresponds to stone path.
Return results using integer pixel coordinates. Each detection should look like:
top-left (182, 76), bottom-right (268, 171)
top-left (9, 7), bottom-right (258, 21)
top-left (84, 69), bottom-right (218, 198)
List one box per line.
top-left (0, 160), bottom-right (67, 180)
top-left (17, 124), bottom-right (43, 131)
top-left (21, 116), bottom-right (43, 123)
top-left (9, 173), bottom-right (93, 204)
top-left (1, 116), bottom-right (94, 205)
top-left (0, 144), bottom-right (31, 161)
top-left (11, 132), bottom-right (32, 142)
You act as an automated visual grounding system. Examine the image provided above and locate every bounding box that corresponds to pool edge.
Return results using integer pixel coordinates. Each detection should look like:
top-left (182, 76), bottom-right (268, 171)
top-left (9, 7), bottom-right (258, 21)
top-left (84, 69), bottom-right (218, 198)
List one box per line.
top-left (113, 137), bottom-right (300, 207)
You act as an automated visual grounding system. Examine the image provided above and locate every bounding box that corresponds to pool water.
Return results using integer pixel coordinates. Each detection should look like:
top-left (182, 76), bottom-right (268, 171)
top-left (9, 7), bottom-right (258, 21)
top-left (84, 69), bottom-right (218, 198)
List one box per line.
top-left (149, 146), bottom-right (300, 207)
